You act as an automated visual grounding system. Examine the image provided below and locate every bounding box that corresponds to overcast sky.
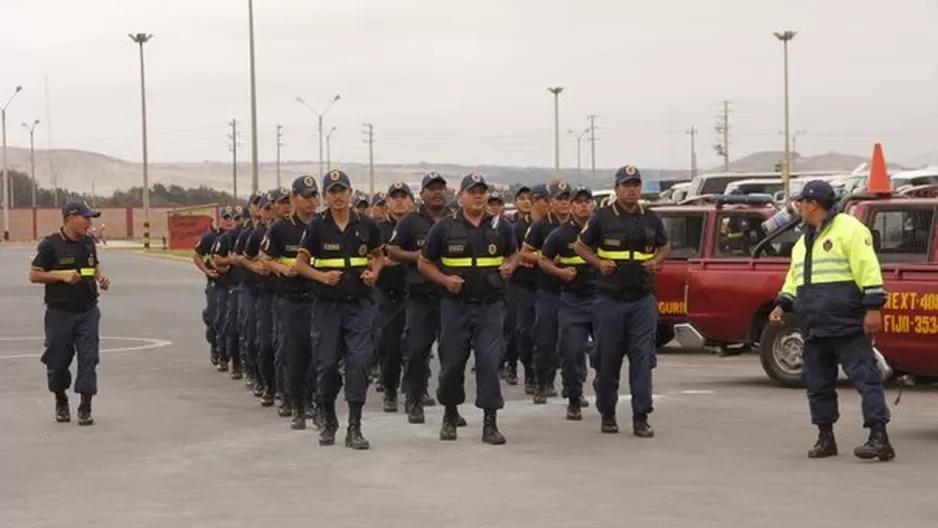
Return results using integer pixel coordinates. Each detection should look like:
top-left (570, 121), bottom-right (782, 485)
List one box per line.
top-left (2, 0), bottom-right (936, 170)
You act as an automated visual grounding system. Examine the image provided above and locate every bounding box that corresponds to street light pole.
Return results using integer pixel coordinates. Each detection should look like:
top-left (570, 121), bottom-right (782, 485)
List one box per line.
top-left (275, 124), bottom-right (283, 188)
top-left (568, 128), bottom-right (588, 185)
top-left (22, 119), bottom-right (40, 208)
top-left (296, 94), bottom-right (340, 179)
top-left (247, 0), bottom-right (259, 196)
top-left (129, 33), bottom-right (153, 250)
top-left (548, 86), bottom-right (563, 179)
top-left (774, 30), bottom-right (796, 201)
top-left (326, 126), bottom-right (336, 170)
top-left (2, 85), bottom-right (23, 242)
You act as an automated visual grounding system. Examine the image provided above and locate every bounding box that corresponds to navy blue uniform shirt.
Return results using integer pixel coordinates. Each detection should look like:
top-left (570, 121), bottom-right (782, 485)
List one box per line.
top-left (298, 210), bottom-right (384, 261)
top-left (422, 209), bottom-right (518, 262)
top-left (578, 203), bottom-right (669, 249)
top-left (524, 212), bottom-right (567, 292)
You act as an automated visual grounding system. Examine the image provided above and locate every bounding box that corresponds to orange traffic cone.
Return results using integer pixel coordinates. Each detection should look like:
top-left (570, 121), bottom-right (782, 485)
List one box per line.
top-left (866, 142), bottom-right (892, 195)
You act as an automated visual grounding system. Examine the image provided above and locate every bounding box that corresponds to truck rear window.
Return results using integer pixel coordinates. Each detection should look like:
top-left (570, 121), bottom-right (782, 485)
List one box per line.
top-left (870, 208), bottom-right (935, 262)
top-left (660, 214), bottom-right (705, 259)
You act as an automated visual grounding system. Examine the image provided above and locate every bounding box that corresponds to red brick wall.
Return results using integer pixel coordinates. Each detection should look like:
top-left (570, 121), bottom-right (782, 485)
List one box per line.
top-left (1, 206), bottom-right (180, 242)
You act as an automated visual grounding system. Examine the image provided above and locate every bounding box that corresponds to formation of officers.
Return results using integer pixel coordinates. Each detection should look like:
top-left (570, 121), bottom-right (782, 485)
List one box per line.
top-left (193, 165), bottom-right (667, 449)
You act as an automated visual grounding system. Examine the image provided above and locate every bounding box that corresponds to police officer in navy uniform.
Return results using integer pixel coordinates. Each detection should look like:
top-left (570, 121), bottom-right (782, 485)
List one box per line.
top-left (264, 176), bottom-right (320, 425)
top-left (209, 206), bottom-right (235, 371)
top-left (387, 172), bottom-right (450, 425)
top-left (29, 201), bottom-right (111, 426)
top-left (509, 184), bottom-right (542, 393)
top-left (295, 169), bottom-right (385, 449)
top-left (522, 180), bottom-right (573, 404)
top-left (232, 195), bottom-right (264, 389)
top-left (212, 205), bottom-right (247, 377)
top-left (193, 216), bottom-right (225, 366)
top-left (374, 181), bottom-right (413, 412)
top-left (575, 165), bottom-right (669, 437)
top-left (539, 186), bottom-right (596, 420)
top-left (418, 173), bottom-right (519, 444)
top-left (770, 180), bottom-right (895, 461)
top-left (499, 186), bottom-right (532, 386)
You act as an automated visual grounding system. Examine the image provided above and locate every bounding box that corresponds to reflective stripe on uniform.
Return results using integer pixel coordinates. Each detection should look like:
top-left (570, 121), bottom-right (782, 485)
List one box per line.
top-left (440, 256), bottom-right (505, 267)
top-left (50, 268), bottom-right (96, 277)
top-left (596, 249), bottom-right (654, 261)
top-left (314, 257), bottom-right (368, 268)
top-left (556, 255), bottom-right (585, 265)
top-left (279, 257), bottom-right (296, 266)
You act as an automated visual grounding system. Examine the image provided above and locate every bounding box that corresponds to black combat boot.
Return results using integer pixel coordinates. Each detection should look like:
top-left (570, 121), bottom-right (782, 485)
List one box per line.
top-left (210, 349), bottom-right (219, 367)
top-left (375, 379), bottom-right (385, 393)
top-left (304, 398), bottom-right (316, 419)
top-left (345, 402), bottom-right (370, 450)
top-left (482, 409), bottom-right (506, 445)
top-left (533, 378), bottom-right (548, 404)
top-left (277, 399), bottom-right (293, 418)
top-left (290, 399), bottom-right (307, 431)
top-left (506, 364), bottom-right (519, 386)
top-left (455, 410), bottom-right (468, 427)
top-left (808, 424), bottom-right (838, 458)
top-left (260, 388), bottom-right (275, 408)
top-left (632, 414), bottom-right (655, 438)
top-left (319, 400), bottom-right (339, 446)
top-left (407, 398), bottom-right (425, 424)
top-left (579, 395), bottom-right (589, 408)
top-left (853, 423), bottom-right (896, 461)
top-left (383, 391), bottom-right (398, 413)
top-left (566, 399), bottom-right (582, 421)
top-left (422, 393), bottom-right (437, 407)
top-left (311, 402), bottom-right (325, 430)
top-left (545, 371), bottom-right (558, 397)
top-left (77, 393), bottom-right (94, 426)
top-left (54, 392), bottom-right (70, 423)
top-left (601, 412), bottom-right (618, 434)
top-left (217, 360), bottom-right (229, 372)
top-left (524, 376), bottom-right (536, 396)
top-left (230, 363), bottom-right (243, 380)
top-left (440, 405), bottom-right (459, 441)
top-left (252, 381), bottom-right (265, 398)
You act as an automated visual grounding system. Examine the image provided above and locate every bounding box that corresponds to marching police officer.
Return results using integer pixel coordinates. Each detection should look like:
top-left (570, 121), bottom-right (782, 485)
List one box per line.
top-left (374, 181), bottom-right (412, 412)
top-left (539, 186), bottom-right (596, 420)
top-left (295, 169), bottom-right (385, 450)
top-left (29, 201), bottom-right (111, 426)
top-left (770, 180), bottom-right (895, 461)
top-left (264, 176), bottom-right (320, 425)
top-left (387, 172), bottom-right (450, 425)
top-left (233, 195), bottom-right (263, 390)
top-left (575, 165), bottom-right (669, 437)
top-left (211, 205), bottom-right (247, 377)
top-left (509, 185), bottom-right (542, 392)
top-left (193, 217), bottom-right (224, 366)
top-left (418, 173), bottom-right (519, 444)
top-left (370, 192), bottom-right (389, 222)
top-left (499, 186), bottom-right (532, 386)
top-left (523, 180), bottom-right (572, 403)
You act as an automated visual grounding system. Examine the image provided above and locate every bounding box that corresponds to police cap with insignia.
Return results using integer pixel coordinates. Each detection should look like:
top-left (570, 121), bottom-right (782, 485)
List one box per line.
top-left (249, 192), bottom-right (263, 205)
top-left (487, 190), bottom-right (505, 203)
top-left (388, 180), bottom-right (414, 198)
top-left (354, 192), bottom-right (370, 206)
top-left (292, 175), bottom-right (319, 197)
top-left (614, 164), bottom-right (642, 186)
top-left (572, 186), bottom-right (593, 199)
top-left (514, 185), bottom-right (531, 198)
top-left (529, 183), bottom-right (549, 201)
top-left (275, 187), bottom-right (292, 203)
top-left (460, 173), bottom-right (489, 191)
top-left (421, 171), bottom-right (447, 190)
top-left (220, 205), bottom-right (234, 219)
top-left (62, 200), bottom-right (101, 219)
top-left (546, 180), bottom-right (571, 199)
top-left (323, 169), bottom-right (352, 191)
top-left (371, 192), bottom-right (387, 207)
top-left (792, 180), bottom-right (836, 209)
top-left (259, 192), bottom-right (272, 209)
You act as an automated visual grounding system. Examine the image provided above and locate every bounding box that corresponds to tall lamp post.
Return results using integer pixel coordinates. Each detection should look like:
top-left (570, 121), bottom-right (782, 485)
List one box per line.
top-left (129, 32), bottom-right (153, 250)
top-left (22, 119), bottom-right (40, 209)
top-left (774, 30), bottom-right (796, 201)
top-left (567, 127), bottom-right (588, 185)
top-left (247, 0), bottom-right (259, 195)
top-left (326, 126), bottom-right (336, 170)
top-left (548, 86), bottom-right (563, 179)
top-left (296, 94), bottom-right (340, 179)
top-left (2, 85), bottom-right (23, 242)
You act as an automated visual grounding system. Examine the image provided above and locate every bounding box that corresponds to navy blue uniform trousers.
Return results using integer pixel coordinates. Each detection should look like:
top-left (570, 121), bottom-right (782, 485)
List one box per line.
top-left (312, 297), bottom-right (374, 404)
top-left (239, 286), bottom-right (258, 379)
top-left (272, 294), bottom-right (287, 395)
top-left (402, 294), bottom-right (440, 402)
top-left (255, 289), bottom-right (275, 391)
top-left (376, 290), bottom-right (407, 396)
top-left (558, 292), bottom-right (594, 400)
top-left (437, 297), bottom-right (506, 410)
top-left (514, 285), bottom-right (536, 382)
top-left (594, 294), bottom-right (656, 417)
top-left (213, 285), bottom-right (231, 362)
top-left (501, 284), bottom-right (519, 370)
top-left (42, 306), bottom-right (101, 395)
top-left (533, 289), bottom-right (561, 386)
top-left (283, 296), bottom-right (316, 405)
top-left (803, 332), bottom-right (890, 427)
top-left (202, 281), bottom-right (218, 356)
top-left (223, 285), bottom-right (242, 369)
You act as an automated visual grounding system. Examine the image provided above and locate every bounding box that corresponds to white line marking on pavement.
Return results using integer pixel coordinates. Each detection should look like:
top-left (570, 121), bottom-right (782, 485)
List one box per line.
top-left (0, 336), bottom-right (173, 360)
top-left (678, 390), bottom-right (716, 395)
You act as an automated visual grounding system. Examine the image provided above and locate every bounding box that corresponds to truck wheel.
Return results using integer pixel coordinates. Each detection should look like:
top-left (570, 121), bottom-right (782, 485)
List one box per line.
top-left (655, 324), bottom-right (676, 348)
top-left (759, 315), bottom-right (805, 388)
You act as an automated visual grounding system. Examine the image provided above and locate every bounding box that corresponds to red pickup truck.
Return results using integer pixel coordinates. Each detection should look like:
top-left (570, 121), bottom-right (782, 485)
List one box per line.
top-left (677, 195), bottom-right (938, 386)
top-left (649, 195), bottom-right (781, 346)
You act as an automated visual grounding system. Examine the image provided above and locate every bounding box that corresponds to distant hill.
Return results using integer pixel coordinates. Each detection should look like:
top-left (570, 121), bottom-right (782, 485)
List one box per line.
top-left (0, 146), bottom-right (930, 196)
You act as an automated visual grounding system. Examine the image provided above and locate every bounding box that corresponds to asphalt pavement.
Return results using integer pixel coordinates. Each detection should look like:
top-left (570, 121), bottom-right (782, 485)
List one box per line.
top-left (1, 245), bottom-right (936, 528)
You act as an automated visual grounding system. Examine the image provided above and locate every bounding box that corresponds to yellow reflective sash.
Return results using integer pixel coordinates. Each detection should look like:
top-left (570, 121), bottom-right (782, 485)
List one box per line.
top-left (314, 257), bottom-right (368, 268)
top-left (279, 257), bottom-right (297, 266)
top-left (556, 255), bottom-right (585, 265)
top-left (440, 256), bottom-right (505, 268)
top-left (50, 268), bottom-right (96, 277)
top-left (596, 249), bottom-right (654, 261)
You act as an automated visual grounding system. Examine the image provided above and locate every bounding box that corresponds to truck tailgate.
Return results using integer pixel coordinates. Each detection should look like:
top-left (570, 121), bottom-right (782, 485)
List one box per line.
top-left (879, 265), bottom-right (938, 377)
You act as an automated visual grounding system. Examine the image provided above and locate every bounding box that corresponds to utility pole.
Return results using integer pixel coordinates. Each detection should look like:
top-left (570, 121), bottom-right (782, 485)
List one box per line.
top-left (547, 86), bottom-right (563, 178)
top-left (687, 126), bottom-right (699, 179)
top-left (275, 125), bottom-right (283, 188)
top-left (362, 123), bottom-right (375, 194)
top-left (568, 127), bottom-right (588, 185)
top-left (2, 85), bottom-right (23, 242)
top-left (775, 30), bottom-right (797, 201)
top-left (44, 75), bottom-right (58, 207)
top-left (229, 119), bottom-right (242, 199)
top-left (91, 180), bottom-right (96, 207)
top-left (22, 119), bottom-right (40, 208)
top-left (713, 100), bottom-right (731, 171)
top-left (247, 0), bottom-right (259, 196)
top-left (129, 33), bottom-right (153, 249)
top-left (326, 126), bottom-right (336, 170)
top-left (297, 94), bottom-right (341, 179)
top-left (587, 114), bottom-right (598, 184)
